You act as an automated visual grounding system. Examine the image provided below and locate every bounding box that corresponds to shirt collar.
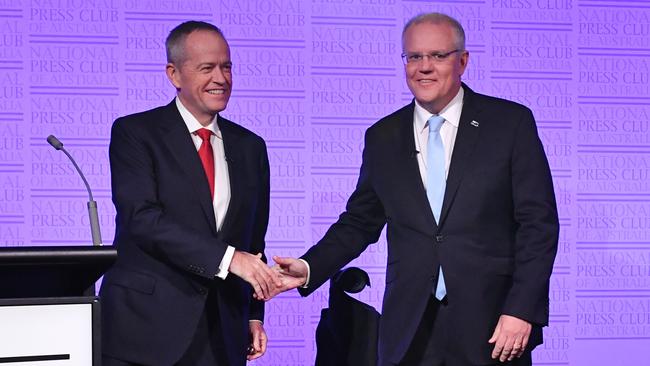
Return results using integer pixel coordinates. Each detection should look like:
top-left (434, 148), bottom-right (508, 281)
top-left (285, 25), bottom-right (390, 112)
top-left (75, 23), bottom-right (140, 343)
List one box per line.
top-left (414, 87), bottom-right (464, 133)
top-left (175, 97), bottom-right (222, 138)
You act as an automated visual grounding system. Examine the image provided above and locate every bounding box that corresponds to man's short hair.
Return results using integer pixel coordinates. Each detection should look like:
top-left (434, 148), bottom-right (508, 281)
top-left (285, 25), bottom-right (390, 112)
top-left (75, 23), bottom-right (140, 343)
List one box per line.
top-left (166, 21), bottom-right (225, 65)
top-left (402, 13), bottom-right (466, 51)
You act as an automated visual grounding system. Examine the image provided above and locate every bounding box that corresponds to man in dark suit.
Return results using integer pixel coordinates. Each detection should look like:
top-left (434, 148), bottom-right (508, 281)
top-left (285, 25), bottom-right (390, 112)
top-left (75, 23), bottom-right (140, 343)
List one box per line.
top-left (274, 12), bottom-right (559, 366)
top-left (100, 21), bottom-right (281, 366)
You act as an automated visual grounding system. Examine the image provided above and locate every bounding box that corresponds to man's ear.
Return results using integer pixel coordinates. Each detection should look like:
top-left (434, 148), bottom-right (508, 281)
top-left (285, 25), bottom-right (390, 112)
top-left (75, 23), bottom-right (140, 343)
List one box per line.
top-left (458, 51), bottom-right (469, 76)
top-left (166, 63), bottom-right (181, 90)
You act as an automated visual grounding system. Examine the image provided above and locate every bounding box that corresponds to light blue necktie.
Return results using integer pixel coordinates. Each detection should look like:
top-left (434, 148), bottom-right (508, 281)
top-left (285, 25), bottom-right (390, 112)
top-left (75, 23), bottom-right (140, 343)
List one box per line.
top-left (426, 115), bottom-right (447, 300)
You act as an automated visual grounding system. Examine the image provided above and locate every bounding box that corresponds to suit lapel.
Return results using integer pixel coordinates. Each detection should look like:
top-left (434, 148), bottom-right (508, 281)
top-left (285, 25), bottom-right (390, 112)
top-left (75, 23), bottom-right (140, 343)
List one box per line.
top-left (395, 102), bottom-right (438, 231)
top-left (217, 116), bottom-right (242, 237)
top-left (159, 102), bottom-right (218, 233)
top-left (439, 85), bottom-right (481, 226)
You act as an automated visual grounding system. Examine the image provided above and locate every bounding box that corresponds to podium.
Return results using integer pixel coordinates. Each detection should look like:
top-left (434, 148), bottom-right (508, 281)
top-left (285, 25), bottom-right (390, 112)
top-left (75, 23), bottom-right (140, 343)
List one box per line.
top-left (0, 246), bottom-right (116, 366)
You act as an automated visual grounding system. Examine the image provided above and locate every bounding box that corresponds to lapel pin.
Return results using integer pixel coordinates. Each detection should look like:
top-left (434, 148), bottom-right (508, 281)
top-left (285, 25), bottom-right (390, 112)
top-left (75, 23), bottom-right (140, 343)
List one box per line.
top-left (470, 120), bottom-right (479, 127)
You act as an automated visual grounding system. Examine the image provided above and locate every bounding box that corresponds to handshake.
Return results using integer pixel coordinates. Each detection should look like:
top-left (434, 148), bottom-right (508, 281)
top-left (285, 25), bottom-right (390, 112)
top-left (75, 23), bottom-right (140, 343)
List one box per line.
top-left (228, 252), bottom-right (309, 301)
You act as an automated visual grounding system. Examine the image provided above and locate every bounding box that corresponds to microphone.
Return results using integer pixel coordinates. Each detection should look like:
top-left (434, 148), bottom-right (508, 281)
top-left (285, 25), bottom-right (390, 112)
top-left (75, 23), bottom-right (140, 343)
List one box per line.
top-left (410, 150), bottom-right (419, 158)
top-left (46, 135), bottom-right (63, 150)
top-left (46, 135), bottom-right (102, 246)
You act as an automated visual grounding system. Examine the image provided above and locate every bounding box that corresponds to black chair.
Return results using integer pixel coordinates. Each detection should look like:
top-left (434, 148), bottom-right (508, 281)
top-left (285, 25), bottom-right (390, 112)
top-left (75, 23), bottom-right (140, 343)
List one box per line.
top-left (315, 267), bottom-right (380, 366)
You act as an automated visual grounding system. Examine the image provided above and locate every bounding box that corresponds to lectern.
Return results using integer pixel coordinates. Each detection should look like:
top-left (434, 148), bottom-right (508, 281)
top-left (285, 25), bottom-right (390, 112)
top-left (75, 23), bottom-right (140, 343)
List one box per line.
top-left (0, 246), bottom-right (116, 366)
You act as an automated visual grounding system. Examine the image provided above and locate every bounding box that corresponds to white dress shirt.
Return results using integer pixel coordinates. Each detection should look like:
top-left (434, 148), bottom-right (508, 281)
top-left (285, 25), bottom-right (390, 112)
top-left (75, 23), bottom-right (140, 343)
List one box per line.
top-left (413, 87), bottom-right (464, 184)
top-left (176, 97), bottom-right (234, 279)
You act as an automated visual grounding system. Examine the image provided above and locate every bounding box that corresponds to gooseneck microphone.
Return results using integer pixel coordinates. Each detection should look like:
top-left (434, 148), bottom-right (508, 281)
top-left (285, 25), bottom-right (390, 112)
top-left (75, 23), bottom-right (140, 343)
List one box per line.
top-left (46, 135), bottom-right (102, 246)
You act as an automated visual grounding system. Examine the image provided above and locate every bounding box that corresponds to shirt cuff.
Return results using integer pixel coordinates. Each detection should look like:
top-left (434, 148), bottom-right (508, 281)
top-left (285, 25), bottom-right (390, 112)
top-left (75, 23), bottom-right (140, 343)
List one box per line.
top-left (216, 245), bottom-right (235, 279)
top-left (298, 259), bottom-right (311, 288)
top-left (249, 319), bottom-right (263, 324)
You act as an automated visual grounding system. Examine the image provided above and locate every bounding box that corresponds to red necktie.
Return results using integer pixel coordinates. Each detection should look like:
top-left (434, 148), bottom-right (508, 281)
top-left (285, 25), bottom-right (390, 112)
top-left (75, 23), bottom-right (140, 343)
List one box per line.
top-left (195, 128), bottom-right (215, 199)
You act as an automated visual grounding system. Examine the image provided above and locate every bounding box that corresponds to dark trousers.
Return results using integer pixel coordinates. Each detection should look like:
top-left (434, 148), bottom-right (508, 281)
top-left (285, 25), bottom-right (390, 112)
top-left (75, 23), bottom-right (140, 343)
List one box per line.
top-left (398, 296), bottom-right (532, 366)
top-left (103, 290), bottom-right (229, 366)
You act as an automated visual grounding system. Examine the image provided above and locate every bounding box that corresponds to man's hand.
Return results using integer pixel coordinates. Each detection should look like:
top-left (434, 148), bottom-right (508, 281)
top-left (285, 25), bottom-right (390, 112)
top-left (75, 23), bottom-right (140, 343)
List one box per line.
top-left (488, 314), bottom-right (532, 362)
top-left (228, 252), bottom-right (282, 300)
top-left (265, 256), bottom-right (308, 298)
top-left (247, 321), bottom-right (267, 361)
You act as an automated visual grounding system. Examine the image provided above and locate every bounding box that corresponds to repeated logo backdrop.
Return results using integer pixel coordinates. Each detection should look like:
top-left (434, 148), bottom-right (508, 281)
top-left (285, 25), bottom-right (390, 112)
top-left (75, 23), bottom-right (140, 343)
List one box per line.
top-left (0, 0), bottom-right (648, 365)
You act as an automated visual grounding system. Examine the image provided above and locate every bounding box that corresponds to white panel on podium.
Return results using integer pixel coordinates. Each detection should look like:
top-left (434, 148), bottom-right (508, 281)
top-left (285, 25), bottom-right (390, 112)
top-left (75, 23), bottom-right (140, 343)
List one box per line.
top-left (0, 298), bottom-right (98, 366)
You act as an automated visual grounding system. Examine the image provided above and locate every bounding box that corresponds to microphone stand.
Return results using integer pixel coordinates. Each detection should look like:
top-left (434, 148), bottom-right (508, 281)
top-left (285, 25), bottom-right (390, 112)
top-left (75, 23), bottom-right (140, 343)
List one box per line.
top-left (46, 135), bottom-right (102, 246)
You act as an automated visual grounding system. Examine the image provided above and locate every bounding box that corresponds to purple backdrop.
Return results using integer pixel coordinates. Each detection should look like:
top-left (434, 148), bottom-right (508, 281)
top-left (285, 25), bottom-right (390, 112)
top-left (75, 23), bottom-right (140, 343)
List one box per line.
top-left (0, 0), bottom-right (649, 365)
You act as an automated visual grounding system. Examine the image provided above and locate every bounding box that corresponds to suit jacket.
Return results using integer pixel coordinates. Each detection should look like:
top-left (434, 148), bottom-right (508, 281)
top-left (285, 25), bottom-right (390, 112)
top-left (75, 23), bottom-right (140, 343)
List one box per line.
top-left (299, 84), bottom-right (559, 365)
top-left (99, 101), bottom-right (270, 366)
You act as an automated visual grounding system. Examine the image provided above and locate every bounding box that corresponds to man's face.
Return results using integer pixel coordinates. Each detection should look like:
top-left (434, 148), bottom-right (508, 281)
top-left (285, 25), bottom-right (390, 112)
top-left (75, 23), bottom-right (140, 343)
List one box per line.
top-left (403, 22), bottom-right (468, 114)
top-left (166, 30), bottom-right (232, 126)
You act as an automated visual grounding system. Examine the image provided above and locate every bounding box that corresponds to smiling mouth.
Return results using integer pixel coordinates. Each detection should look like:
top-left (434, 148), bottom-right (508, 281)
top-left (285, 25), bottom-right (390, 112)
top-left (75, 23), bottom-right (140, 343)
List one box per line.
top-left (416, 79), bottom-right (439, 86)
top-left (207, 89), bottom-right (225, 95)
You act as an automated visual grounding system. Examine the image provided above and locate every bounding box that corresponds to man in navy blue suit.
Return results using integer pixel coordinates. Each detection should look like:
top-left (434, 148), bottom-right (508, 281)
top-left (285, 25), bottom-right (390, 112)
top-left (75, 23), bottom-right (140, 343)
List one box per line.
top-left (100, 21), bottom-right (281, 366)
top-left (274, 12), bottom-right (559, 366)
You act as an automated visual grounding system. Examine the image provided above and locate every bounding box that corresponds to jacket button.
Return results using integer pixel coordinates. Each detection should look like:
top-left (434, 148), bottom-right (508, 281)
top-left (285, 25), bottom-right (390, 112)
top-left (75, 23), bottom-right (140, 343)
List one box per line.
top-left (197, 288), bottom-right (207, 295)
top-left (435, 235), bottom-right (444, 243)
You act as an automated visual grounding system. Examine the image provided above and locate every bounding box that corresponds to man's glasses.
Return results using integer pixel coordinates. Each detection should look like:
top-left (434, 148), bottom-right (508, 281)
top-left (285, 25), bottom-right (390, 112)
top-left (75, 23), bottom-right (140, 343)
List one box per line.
top-left (401, 49), bottom-right (461, 65)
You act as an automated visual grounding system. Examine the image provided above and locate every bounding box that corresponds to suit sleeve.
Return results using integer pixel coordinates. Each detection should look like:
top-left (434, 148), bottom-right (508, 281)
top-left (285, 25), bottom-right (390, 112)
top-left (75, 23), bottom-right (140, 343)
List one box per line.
top-left (501, 108), bottom-right (559, 326)
top-left (109, 118), bottom-right (227, 279)
top-left (249, 140), bottom-right (270, 321)
top-left (299, 130), bottom-right (387, 295)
